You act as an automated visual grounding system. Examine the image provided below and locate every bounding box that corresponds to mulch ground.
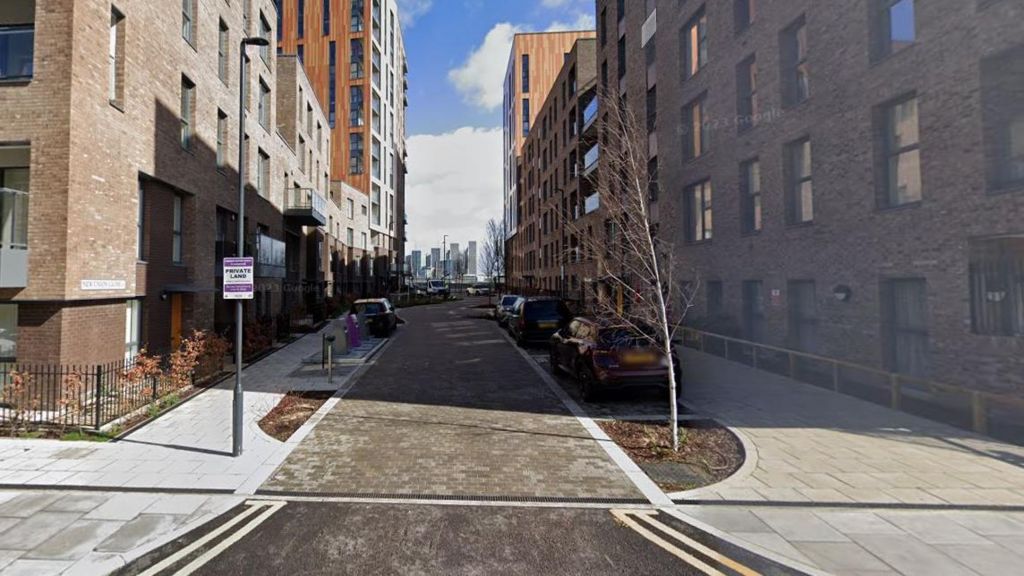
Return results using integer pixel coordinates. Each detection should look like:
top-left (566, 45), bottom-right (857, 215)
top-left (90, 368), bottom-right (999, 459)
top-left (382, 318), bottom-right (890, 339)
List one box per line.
top-left (259, 391), bottom-right (334, 442)
top-left (599, 420), bottom-right (744, 492)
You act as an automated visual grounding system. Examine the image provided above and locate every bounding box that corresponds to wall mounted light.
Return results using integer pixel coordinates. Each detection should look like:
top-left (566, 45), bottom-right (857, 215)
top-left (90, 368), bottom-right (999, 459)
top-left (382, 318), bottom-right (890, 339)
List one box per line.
top-left (833, 285), bottom-right (853, 302)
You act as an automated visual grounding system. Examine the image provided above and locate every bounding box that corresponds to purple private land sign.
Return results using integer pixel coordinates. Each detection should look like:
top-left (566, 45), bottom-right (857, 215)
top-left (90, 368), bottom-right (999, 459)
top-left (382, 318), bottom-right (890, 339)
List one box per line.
top-left (223, 257), bottom-right (255, 300)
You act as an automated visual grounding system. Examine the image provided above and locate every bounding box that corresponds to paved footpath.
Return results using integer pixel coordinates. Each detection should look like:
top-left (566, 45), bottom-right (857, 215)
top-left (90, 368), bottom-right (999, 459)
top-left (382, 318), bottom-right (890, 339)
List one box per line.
top-left (666, 347), bottom-right (1024, 575)
top-left (0, 328), bottom-right (381, 575)
top-left (261, 300), bottom-right (643, 501)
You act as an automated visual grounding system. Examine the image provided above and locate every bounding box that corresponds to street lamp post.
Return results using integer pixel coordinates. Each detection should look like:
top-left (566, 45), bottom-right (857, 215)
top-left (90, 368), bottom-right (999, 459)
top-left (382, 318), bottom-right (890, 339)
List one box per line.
top-left (233, 36), bottom-right (270, 458)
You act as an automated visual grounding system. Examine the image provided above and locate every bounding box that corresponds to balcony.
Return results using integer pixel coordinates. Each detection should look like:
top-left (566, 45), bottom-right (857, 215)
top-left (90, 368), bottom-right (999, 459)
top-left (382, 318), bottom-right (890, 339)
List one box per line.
top-left (582, 97), bottom-right (599, 133)
top-left (585, 193), bottom-right (601, 214)
top-left (255, 234), bottom-right (286, 279)
top-left (0, 185), bottom-right (28, 288)
top-left (0, 26), bottom-right (34, 82)
top-left (583, 145), bottom-right (600, 176)
top-left (284, 188), bottom-right (327, 227)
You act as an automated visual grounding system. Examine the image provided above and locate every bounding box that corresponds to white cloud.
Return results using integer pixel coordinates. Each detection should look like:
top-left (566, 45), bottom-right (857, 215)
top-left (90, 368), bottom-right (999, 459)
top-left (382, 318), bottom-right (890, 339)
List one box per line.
top-left (447, 23), bottom-right (521, 111)
top-left (395, 0), bottom-right (432, 27)
top-left (406, 127), bottom-right (504, 257)
top-left (546, 12), bottom-right (596, 32)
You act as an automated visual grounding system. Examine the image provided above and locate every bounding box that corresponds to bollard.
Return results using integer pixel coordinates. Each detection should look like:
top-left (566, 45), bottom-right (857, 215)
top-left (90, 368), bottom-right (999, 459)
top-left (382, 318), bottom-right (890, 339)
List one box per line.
top-left (325, 335), bottom-right (336, 385)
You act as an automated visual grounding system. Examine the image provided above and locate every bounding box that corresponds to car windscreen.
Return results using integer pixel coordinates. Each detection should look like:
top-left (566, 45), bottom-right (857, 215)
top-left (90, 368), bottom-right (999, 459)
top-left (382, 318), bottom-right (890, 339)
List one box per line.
top-left (599, 328), bottom-right (650, 349)
top-left (356, 303), bottom-right (385, 315)
top-left (525, 301), bottom-right (563, 320)
top-left (501, 296), bottom-right (518, 307)
top-left (429, 281), bottom-right (444, 288)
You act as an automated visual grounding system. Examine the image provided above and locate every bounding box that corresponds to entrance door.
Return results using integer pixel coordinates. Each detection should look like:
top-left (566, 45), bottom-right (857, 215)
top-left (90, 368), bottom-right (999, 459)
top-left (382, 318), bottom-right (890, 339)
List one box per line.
top-left (170, 294), bottom-right (183, 351)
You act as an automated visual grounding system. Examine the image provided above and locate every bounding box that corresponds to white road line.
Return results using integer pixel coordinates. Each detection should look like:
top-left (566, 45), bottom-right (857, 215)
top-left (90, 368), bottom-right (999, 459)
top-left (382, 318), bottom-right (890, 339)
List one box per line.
top-left (137, 501), bottom-right (271, 576)
top-left (172, 500), bottom-right (287, 575)
top-left (611, 510), bottom-right (726, 576)
top-left (631, 511), bottom-right (761, 576)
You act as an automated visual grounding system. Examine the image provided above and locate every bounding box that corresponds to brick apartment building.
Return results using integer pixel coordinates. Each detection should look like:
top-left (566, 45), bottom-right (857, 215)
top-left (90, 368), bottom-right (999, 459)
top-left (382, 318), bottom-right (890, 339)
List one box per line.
top-left (511, 38), bottom-right (601, 297)
top-left (503, 30), bottom-right (596, 287)
top-left (276, 0), bottom-right (409, 292)
top-left (0, 0), bottom-right (349, 366)
top-left (579, 0), bottom-right (1024, 395)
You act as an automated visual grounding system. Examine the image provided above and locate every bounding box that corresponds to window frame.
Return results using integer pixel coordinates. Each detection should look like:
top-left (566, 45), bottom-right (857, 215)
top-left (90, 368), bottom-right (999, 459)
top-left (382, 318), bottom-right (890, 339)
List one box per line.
top-left (879, 94), bottom-right (922, 208)
top-left (786, 137), bottom-right (814, 225)
top-left (682, 7), bottom-right (709, 79)
top-left (685, 179), bottom-right (713, 243)
top-left (172, 194), bottom-right (184, 264)
top-left (740, 158), bottom-right (763, 234)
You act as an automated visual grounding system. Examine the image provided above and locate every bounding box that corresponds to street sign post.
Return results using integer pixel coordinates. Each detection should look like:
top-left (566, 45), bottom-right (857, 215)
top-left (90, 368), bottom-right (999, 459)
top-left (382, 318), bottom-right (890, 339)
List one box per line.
top-left (223, 257), bottom-right (255, 300)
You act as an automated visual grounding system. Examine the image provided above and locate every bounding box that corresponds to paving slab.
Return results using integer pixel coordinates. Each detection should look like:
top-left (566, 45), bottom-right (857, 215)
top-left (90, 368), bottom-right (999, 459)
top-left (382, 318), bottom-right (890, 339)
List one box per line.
top-left (23, 520), bottom-right (123, 561)
top-left (0, 513), bottom-right (81, 551)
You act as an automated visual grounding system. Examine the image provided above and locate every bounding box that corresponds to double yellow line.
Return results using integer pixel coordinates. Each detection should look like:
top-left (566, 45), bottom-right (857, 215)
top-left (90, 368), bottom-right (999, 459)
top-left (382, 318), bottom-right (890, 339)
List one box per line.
top-left (611, 510), bottom-right (762, 576)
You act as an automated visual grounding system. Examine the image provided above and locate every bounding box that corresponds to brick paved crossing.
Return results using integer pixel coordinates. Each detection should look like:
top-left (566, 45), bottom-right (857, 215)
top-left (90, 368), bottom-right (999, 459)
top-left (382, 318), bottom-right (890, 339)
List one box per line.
top-left (262, 302), bottom-right (643, 500)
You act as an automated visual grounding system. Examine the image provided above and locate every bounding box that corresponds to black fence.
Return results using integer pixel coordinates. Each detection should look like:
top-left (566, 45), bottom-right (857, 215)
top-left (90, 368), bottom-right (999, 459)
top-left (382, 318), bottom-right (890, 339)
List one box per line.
top-left (0, 361), bottom-right (182, 432)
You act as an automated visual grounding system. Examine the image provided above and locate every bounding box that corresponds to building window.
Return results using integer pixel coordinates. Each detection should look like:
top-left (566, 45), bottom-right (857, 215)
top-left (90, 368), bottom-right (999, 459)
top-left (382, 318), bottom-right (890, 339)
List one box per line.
top-left (787, 280), bottom-right (818, 353)
top-left (600, 8), bottom-right (607, 47)
top-left (981, 46), bottom-right (1024, 191)
top-left (735, 0), bottom-right (756, 33)
top-left (970, 237), bottom-right (1024, 337)
top-left (881, 278), bottom-right (929, 376)
top-left (218, 19), bottom-right (230, 84)
top-left (371, 138), bottom-right (381, 179)
top-left (685, 180), bottom-right (713, 243)
top-left (361, 232), bottom-right (368, 249)
top-left (347, 198), bottom-right (354, 218)
top-left (257, 149), bottom-right (270, 196)
top-left (684, 95), bottom-right (708, 160)
top-left (707, 281), bottom-right (724, 317)
top-left (781, 16), bottom-right (809, 107)
top-left (617, 0), bottom-right (625, 22)
top-left (323, 0), bottom-right (331, 35)
top-left (258, 79), bottom-right (271, 128)
top-left (740, 158), bottom-right (762, 234)
top-left (276, 0), bottom-right (282, 41)
top-left (874, 0), bottom-right (915, 61)
top-left (350, 85), bottom-right (364, 126)
top-left (259, 13), bottom-right (272, 63)
top-left (297, 0), bottom-right (305, 38)
top-left (136, 181), bottom-right (145, 260)
top-left (879, 95), bottom-right (922, 207)
top-left (371, 185), bottom-right (381, 226)
top-left (328, 41), bottom-right (337, 127)
top-left (522, 98), bottom-right (530, 137)
top-left (742, 280), bottom-right (765, 342)
top-left (646, 86), bottom-right (657, 133)
top-left (109, 8), bottom-right (125, 106)
top-left (682, 7), bottom-right (708, 79)
top-left (0, 304), bottom-right (16, 361)
top-left (217, 110), bottom-right (228, 169)
top-left (617, 36), bottom-right (626, 80)
top-left (349, 133), bottom-right (364, 174)
top-left (647, 156), bottom-right (659, 201)
top-left (297, 44), bottom-right (304, 66)
top-left (736, 55), bottom-right (758, 132)
top-left (0, 11), bottom-right (34, 82)
top-left (786, 138), bottom-right (813, 224)
top-left (350, 39), bottom-right (364, 80)
top-left (521, 54), bottom-right (530, 93)
top-left (180, 76), bottom-right (195, 150)
top-left (172, 195), bottom-right (183, 263)
top-left (125, 300), bottom-right (141, 361)
top-left (181, 0), bottom-right (196, 45)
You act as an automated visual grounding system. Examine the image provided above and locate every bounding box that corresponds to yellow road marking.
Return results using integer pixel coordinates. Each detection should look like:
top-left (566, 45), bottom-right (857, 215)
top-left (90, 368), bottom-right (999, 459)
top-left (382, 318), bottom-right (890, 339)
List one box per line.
top-left (631, 511), bottom-right (762, 576)
top-left (611, 510), bottom-right (727, 576)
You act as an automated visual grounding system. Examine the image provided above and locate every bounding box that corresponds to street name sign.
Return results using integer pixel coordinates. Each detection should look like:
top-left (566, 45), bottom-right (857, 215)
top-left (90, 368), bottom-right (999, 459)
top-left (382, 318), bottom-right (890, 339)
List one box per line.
top-left (223, 257), bottom-right (254, 300)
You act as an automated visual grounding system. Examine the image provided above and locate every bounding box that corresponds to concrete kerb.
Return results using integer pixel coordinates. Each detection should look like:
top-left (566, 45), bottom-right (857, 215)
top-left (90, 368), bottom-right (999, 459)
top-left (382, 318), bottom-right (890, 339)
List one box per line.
top-left (659, 507), bottom-right (832, 576)
top-left (667, 411), bottom-right (761, 501)
top-left (507, 333), bottom-right (673, 507)
top-left (233, 334), bottom-right (401, 496)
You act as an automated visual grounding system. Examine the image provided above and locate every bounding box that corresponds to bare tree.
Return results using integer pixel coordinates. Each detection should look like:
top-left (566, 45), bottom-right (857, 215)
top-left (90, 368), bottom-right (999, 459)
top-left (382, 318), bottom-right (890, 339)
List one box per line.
top-left (481, 218), bottom-right (506, 284)
top-left (562, 92), bottom-right (699, 451)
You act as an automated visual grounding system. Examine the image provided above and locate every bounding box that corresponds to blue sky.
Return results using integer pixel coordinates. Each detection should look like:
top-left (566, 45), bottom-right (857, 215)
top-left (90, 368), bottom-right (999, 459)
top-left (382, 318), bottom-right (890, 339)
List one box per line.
top-left (398, 0), bottom-right (596, 259)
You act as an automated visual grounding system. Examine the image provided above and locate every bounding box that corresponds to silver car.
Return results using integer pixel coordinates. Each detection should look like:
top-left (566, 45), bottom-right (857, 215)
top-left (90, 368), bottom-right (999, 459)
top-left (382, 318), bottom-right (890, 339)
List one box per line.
top-left (495, 295), bottom-right (522, 326)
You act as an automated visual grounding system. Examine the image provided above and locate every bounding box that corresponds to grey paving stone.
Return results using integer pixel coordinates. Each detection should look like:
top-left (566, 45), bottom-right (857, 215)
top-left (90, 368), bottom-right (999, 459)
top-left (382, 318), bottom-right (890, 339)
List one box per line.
top-left (0, 559), bottom-right (74, 576)
top-left (84, 493), bottom-right (160, 522)
top-left (878, 512), bottom-right (991, 546)
top-left (95, 514), bottom-right (184, 554)
top-left (851, 534), bottom-right (980, 576)
top-left (752, 509), bottom-right (851, 543)
top-left (814, 511), bottom-right (904, 536)
top-left (43, 494), bottom-right (111, 514)
top-left (0, 513), bottom-right (80, 551)
top-left (675, 506), bottom-right (774, 534)
top-left (24, 519), bottom-right (123, 561)
top-left (791, 541), bottom-right (892, 572)
top-left (144, 495), bottom-right (209, 516)
top-left (0, 494), bottom-right (60, 519)
top-left (941, 543), bottom-right (1024, 576)
top-left (730, 532), bottom-right (817, 567)
top-left (946, 512), bottom-right (1024, 537)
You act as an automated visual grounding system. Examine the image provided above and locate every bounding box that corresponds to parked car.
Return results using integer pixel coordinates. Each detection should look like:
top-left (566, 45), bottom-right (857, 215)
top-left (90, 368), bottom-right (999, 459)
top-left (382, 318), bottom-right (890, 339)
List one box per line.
top-left (549, 318), bottom-right (681, 401)
top-left (353, 298), bottom-right (398, 337)
top-left (495, 295), bottom-right (522, 326)
top-left (507, 297), bottom-right (572, 346)
top-left (426, 280), bottom-right (450, 298)
top-left (467, 283), bottom-right (491, 296)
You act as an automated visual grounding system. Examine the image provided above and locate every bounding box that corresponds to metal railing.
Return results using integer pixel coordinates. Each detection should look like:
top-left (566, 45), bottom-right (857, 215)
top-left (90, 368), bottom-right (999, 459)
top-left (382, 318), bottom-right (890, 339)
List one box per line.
top-left (681, 327), bottom-right (1024, 441)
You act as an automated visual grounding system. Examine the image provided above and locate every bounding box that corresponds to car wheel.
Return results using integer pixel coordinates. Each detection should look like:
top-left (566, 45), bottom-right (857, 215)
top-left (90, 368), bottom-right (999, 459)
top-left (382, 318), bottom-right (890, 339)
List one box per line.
top-left (578, 363), bottom-right (599, 402)
top-left (549, 350), bottom-right (562, 374)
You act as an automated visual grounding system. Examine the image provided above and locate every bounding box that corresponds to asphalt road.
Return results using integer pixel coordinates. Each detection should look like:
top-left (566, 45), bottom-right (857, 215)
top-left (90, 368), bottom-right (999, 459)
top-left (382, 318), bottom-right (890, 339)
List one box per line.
top-left (119, 298), bottom-right (806, 576)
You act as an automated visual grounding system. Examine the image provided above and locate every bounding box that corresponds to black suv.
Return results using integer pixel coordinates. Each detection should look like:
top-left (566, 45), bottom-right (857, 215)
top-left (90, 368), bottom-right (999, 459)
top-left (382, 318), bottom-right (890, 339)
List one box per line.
top-left (507, 297), bottom-right (572, 347)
